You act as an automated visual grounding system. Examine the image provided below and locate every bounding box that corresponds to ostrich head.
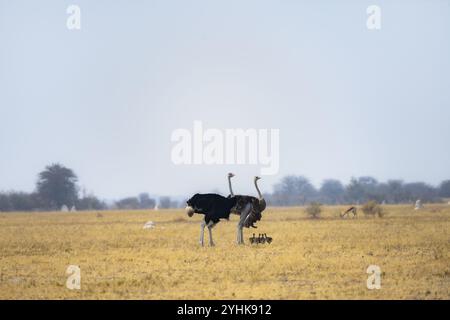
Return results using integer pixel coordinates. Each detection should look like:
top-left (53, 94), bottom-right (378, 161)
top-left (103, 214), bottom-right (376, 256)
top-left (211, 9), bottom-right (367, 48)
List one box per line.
top-left (254, 176), bottom-right (261, 181)
top-left (185, 206), bottom-right (195, 217)
top-left (228, 172), bottom-right (235, 178)
top-left (185, 194), bottom-right (199, 217)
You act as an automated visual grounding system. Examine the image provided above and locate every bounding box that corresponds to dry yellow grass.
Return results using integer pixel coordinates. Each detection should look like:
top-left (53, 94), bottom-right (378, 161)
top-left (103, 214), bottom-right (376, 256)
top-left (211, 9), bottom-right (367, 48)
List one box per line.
top-left (0, 205), bottom-right (448, 299)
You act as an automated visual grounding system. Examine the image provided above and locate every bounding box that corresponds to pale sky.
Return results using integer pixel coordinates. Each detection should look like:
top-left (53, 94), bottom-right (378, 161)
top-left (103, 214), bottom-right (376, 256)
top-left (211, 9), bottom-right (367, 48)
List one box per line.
top-left (1, 0), bottom-right (449, 200)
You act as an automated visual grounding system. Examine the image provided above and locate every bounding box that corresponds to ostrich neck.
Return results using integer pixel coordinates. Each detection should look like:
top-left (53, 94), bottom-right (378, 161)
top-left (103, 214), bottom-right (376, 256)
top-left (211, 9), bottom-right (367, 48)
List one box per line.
top-left (254, 180), bottom-right (262, 199)
top-left (228, 177), bottom-right (234, 196)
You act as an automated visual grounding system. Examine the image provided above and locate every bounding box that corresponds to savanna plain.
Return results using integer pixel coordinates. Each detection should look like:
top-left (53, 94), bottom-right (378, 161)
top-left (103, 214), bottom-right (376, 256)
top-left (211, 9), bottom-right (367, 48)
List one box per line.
top-left (0, 205), bottom-right (448, 299)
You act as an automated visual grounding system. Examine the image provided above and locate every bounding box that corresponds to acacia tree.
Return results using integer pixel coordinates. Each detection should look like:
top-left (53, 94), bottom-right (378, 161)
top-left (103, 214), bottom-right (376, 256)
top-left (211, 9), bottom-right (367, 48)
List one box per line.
top-left (36, 164), bottom-right (79, 209)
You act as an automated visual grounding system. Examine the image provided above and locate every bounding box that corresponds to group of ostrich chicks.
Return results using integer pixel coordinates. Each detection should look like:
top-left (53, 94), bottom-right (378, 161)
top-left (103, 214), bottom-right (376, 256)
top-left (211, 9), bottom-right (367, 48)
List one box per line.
top-left (249, 233), bottom-right (273, 244)
top-left (185, 173), bottom-right (270, 246)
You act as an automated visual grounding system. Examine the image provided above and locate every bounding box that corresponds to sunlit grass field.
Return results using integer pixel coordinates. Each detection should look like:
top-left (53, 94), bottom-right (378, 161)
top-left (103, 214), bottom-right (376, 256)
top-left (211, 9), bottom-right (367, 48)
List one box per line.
top-left (0, 205), bottom-right (448, 299)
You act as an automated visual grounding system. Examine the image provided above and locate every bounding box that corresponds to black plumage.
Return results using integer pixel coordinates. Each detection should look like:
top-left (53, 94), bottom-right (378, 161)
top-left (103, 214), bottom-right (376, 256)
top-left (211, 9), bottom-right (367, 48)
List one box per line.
top-left (186, 193), bottom-right (237, 224)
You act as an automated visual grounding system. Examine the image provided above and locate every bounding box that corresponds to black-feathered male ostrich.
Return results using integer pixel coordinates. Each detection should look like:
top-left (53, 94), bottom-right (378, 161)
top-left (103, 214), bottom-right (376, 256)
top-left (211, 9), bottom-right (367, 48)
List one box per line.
top-left (185, 193), bottom-right (244, 246)
top-left (227, 173), bottom-right (266, 244)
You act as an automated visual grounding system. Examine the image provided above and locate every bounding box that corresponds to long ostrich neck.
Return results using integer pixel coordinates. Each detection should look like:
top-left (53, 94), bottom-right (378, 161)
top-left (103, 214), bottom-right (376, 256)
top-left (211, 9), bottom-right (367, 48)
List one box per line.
top-left (228, 176), bottom-right (234, 196)
top-left (254, 179), bottom-right (263, 199)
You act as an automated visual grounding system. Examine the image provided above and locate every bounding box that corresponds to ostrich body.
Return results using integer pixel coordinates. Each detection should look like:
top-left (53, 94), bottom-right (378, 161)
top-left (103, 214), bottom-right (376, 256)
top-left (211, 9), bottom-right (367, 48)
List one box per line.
top-left (185, 193), bottom-right (247, 246)
top-left (227, 173), bottom-right (267, 244)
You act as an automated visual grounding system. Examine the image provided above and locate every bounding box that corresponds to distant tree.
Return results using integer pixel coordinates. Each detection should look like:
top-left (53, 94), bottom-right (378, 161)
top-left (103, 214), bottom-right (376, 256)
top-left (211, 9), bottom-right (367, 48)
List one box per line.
top-left (346, 176), bottom-right (379, 203)
top-left (404, 182), bottom-right (438, 203)
top-left (359, 176), bottom-right (379, 200)
top-left (384, 180), bottom-right (405, 203)
top-left (7, 192), bottom-right (38, 211)
top-left (0, 193), bottom-right (12, 211)
top-left (272, 175), bottom-right (317, 206)
top-left (116, 197), bottom-right (140, 210)
top-left (346, 177), bottom-right (364, 203)
top-left (138, 193), bottom-right (156, 209)
top-left (159, 196), bottom-right (172, 209)
top-left (171, 200), bottom-right (181, 208)
top-left (375, 182), bottom-right (389, 203)
top-left (76, 195), bottom-right (105, 210)
top-left (320, 179), bottom-right (345, 204)
top-left (439, 180), bottom-right (450, 198)
top-left (36, 164), bottom-right (78, 209)
top-left (0, 192), bottom-right (42, 212)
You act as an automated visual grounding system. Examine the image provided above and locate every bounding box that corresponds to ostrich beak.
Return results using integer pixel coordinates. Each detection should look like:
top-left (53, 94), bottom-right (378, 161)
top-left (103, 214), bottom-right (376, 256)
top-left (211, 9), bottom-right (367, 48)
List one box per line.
top-left (185, 206), bottom-right (195, 217)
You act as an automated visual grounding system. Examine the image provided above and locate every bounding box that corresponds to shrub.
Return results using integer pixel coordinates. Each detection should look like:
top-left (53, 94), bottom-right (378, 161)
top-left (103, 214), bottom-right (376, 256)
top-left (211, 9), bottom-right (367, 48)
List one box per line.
top-left (305, 202), bottom-right (322, 218)
top-left (361, 200), bottom-right (384, 217)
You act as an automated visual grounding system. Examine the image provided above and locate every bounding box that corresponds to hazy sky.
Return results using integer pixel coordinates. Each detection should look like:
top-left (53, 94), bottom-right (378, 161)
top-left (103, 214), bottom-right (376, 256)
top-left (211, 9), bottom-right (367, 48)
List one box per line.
top-left (1, 0), bottom-right (449, 200)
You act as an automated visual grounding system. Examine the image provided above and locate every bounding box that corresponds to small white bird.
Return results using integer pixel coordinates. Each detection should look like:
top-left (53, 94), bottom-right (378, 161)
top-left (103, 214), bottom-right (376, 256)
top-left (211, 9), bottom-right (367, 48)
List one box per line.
top-left (143, 221), bottom-right (155, 229)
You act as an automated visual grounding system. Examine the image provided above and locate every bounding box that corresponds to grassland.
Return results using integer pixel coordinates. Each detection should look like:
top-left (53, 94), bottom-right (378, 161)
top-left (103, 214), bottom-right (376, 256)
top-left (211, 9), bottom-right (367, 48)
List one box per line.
top-left (0, 205), bottom-right (448, 299)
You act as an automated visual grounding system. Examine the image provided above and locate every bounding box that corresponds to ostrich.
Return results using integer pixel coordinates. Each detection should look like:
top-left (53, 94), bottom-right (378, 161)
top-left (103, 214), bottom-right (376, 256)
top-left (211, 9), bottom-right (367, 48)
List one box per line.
top-left (258, 233), bottom-right (266, 244)
top-left (263, 233), bottom-right (273, 244)
top-left (227, 173), bottom-right (267, 244)
top-left (185, 193), bottom-right (251, 246)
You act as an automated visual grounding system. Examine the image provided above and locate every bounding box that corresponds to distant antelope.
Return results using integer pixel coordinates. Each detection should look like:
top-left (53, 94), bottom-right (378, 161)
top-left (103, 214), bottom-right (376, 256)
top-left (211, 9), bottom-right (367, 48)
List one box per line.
top-left (341, 206), bottom-right (357, 218)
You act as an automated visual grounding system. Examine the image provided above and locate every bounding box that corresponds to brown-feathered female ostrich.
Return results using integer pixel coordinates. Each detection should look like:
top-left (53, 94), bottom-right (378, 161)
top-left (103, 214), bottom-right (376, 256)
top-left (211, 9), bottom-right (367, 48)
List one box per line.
top-left (227, 173), bottom-right (266, 244)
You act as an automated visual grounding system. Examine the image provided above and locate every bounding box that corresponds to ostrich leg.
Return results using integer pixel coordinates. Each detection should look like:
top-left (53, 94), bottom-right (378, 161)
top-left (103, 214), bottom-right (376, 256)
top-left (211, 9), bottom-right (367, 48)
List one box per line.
top-left (207, 221), bottom-right (217, 247)
top-left (199, 220), bottom-right (206, 246)
top-left (236, 203), bottom-right (252, 244)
